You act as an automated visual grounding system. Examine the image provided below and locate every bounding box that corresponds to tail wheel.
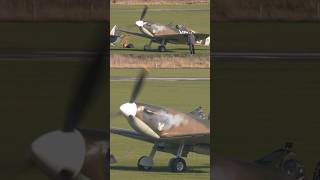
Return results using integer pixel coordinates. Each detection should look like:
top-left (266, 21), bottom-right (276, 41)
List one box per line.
top-left (169, 158), bottom-right (186, 172)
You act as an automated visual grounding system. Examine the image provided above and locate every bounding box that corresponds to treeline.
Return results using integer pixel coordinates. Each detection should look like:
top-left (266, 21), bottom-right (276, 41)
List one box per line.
top-left (0, 0), bottom-right (108, 21)
top-left (213, 0), bottom-right (320, 21)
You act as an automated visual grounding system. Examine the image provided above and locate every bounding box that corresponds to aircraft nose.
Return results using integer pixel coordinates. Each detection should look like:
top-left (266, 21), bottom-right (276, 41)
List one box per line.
top-left (31, 130), bottom-right (86, 179)
top-left (135, 20), bottom-right (144, 27)
top-left (120, 102), bottom-right (137, 117)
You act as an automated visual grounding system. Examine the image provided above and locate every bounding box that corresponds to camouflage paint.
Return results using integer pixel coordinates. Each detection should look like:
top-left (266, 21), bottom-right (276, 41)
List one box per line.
top-left (134, 103), bottom-right (210, 138)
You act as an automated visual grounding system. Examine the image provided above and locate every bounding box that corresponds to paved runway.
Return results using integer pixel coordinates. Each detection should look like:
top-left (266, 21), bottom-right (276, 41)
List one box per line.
top-left (111, 77), bottom-right (209, 81)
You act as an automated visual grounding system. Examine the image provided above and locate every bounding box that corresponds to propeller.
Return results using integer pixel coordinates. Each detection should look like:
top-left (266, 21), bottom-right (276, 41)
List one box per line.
top-left (63, 48), bottom-right (106, 132)
top-left (136, 6), bottom-right (148, 27)
top-left (140, 5), bottom-right (148, 20)
top-left (30, 46), bottom-right (106, 179)
top-left (118, 69), bottom-right (148, 118)
top-left (130, 69), bottom-right (147, 103)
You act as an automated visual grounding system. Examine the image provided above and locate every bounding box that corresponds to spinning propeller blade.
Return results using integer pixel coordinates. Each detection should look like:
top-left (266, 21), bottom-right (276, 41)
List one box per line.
top-left (140, 5), bottom-right (148, 20)
top-left (63, 48), bottom-right (106, 132)
top-left (30, 45), bottom-right (107, 179)
top-left (130, 69), bottom-right (148, 103)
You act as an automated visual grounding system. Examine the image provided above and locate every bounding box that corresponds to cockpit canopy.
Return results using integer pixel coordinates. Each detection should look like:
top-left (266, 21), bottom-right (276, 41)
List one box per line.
top-left (175, 24), bottom-right (187, 30)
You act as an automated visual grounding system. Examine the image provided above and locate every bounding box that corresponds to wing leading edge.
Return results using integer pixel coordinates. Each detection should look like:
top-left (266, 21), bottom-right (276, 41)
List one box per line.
top-left (111, 128), bottom-right (209, 145)
top-left (118, 29), bottom-right (209, 45)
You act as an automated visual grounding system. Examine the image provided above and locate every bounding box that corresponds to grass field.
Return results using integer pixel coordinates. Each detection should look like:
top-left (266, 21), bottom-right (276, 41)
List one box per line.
top-left (0, 59), bottom-right (107, 180)
top-left (213, 59), bottom-right (320, 178)
top-left (214, 22), bottom-right (320, 52)
top-left (110, 4), bottom-right (210, 54)
top-left (111, 68), bottom-right (209, 78)
top-left (110, 69), bottom-right (210, 180)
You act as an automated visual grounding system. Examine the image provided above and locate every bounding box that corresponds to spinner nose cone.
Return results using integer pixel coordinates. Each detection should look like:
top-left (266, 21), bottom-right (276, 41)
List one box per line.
top-left (135, 20), bottom-right (144, 27)
top-left (31, 130), bottom-right (86, 179)
top-left (120, 102), bottom-right (137, 117)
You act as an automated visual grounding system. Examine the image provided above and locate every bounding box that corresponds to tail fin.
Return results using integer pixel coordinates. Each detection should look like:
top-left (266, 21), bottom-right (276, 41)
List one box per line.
top-left (204, 36), bottom-right (210, 46)
top-left (195, 36), bottom-right (210, 46)
top-left (110, 154), bottom-right (117, 164)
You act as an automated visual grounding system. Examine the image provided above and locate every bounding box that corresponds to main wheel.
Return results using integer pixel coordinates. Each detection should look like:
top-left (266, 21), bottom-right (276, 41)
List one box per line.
top-left (137, 156), bottom-right (153, 171)
top-left (169, 158), bottom-right (186, 172)
top-left (158, 45), bottom-right (166, 52)
top-left (125, 43), bottom-right (134, 48)
top-left (283, 159), bottom-right (305, 179)
top-left (143, 45), bottom-right (150, 51)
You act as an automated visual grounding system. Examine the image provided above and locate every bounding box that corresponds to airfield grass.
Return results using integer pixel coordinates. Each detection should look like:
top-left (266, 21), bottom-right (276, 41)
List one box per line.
top-left (213, 59), bottom-right (320, 178)
top-left (0, 59), bottom-right (107, 180)
top-left (111, 68), bottom-right (210, 78)
top-left (110, 4), bottom-right (210, 54)
top-left (110, 69), bottom-right (210, 180)
top-left (214, 22), bottom-right (320, 52)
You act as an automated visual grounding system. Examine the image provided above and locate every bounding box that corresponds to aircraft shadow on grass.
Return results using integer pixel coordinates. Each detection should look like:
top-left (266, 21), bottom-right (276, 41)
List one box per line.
top-left (110, 165), bottom-right (209, 173)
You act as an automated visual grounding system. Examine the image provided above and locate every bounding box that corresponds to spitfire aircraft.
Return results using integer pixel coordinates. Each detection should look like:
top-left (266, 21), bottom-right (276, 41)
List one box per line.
top-left (117, 6), bottom-right (210, 52)
top-left (111, 69), bottom-right (210, 172)
top-left (28, 47), bottom-right (109, 180)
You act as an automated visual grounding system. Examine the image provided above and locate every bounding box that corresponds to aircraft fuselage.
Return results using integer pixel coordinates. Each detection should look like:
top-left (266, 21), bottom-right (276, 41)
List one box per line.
top-left (122, 102), bottom-right (210, 139)
top-left (138, 21), bottom-right (193, 44)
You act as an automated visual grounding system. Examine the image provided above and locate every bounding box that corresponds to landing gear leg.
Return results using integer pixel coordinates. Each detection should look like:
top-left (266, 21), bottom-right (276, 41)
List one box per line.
top-left (144, 40), bottom-right (153, 51)
top-left (137, 144), bottom-right (157, 171)
top-left (158, 40), bottom-right (167, 52)
top-left (169, 143), bottom-right (187, 172)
